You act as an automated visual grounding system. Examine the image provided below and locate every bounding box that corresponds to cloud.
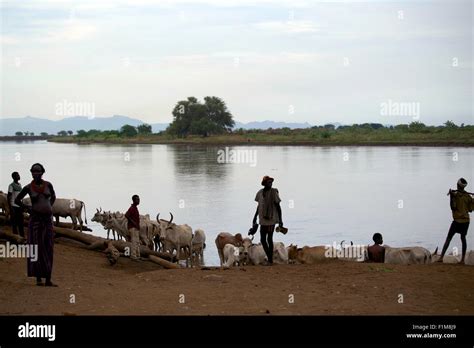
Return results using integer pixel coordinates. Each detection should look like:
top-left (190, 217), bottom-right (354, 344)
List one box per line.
top-left (0, 35), bottom-right (21, 45)
top-left (254, 20), bottom-right (320, 34)
top-left (2, 0), bottom-right (313, 10)
top-left (37, 22), bottom-right (97, 43)
top-left (153, 51), bottom-right (324, 70)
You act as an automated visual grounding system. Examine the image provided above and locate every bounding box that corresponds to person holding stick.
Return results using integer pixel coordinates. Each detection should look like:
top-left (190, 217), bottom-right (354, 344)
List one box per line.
top-left (438, 178), bottom-right (474, 264)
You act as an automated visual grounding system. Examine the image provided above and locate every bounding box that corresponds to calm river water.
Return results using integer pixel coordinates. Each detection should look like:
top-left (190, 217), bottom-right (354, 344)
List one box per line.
top-left (0, 141), bottom-right (472, 265)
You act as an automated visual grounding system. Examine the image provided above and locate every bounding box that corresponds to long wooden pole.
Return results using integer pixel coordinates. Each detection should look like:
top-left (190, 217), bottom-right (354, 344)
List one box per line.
top-left (0, 225), bottom-right (178, 268)
top-left (447, 189), bottom-right (474, 196)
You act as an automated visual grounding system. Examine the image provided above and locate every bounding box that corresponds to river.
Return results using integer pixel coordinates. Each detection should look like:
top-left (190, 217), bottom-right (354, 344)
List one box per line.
top-left (1, 141), bottom-right (472, 265)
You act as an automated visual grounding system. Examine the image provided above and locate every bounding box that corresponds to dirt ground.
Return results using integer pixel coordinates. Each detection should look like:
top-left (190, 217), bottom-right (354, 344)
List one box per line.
top-left (0, 235), bottom-right (473, 315)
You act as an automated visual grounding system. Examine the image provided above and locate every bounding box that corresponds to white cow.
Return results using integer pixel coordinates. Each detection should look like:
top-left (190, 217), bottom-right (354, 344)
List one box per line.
top-left (223, 243), bottom-right (245, 268)
top-left (384, 246), bottom-right (432, 265)
top-left (92, 208), bottom-right (121, 240)
top-left (465, 251), bottom-right (474, 266)
top-left (273, 242), bottom-right (289, 264)
top-left (247, 243), bottom-right (267, 265)
top-left (431, 247), bottom-right (461, 263)
top-left (191, 229), bottom-right (206, 261)
top-left (337, 241), bottom-right (368, 262)
top-left (24, 197), bottom-right (87, 232)
top-left (245, 239), bottom-right (288, 265)
top-left (104, 212), bottom-right (130, 241)
top-left (140, 214), bottom-right (160, 250)
top-left (156, 212), bottom-right (193, 267)
top-left (103, 211), bottom-right (157, 249)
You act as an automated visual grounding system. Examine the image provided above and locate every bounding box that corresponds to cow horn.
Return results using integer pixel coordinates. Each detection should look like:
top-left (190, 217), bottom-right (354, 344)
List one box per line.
top-left (433, 246), bottom-right (438, 255)
top-left (156, 213), bottom-right (160, 221)
top-left (169, 212), bottom-right (174, 224)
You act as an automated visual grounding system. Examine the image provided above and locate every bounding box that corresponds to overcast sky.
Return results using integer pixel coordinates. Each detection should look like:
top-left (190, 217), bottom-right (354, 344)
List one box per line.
top-left (1, 0), bottom-right (472, 125)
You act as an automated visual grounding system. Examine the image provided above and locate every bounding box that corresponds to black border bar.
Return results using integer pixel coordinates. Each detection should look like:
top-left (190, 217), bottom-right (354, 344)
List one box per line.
top-left (0, 315), bottom-right (472, 345)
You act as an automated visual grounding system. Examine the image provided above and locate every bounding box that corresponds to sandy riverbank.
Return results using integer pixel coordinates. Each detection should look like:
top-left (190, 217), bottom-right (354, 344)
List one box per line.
top-left (1, 232), bottom-right (473, 315)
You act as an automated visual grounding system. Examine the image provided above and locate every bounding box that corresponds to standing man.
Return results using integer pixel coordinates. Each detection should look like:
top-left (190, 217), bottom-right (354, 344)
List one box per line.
top-left (125, 195), bottom-right (141, 261)
top-left (438, 178), bottom-right (474, 264)
top-left (252, 176), bottom-right (283, 265)
top-left (8, 171), bottom-right (24, 237)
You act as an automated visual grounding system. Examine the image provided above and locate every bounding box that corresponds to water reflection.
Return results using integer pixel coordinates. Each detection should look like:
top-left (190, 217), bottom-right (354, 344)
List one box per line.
top-left (170, 145), bottom-right (229, 179)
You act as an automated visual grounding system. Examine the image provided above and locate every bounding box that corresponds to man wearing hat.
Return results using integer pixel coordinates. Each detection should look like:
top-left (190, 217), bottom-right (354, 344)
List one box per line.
top-left (438, 178), bottom-right (474, 264)
top-left (252, 175), bottom-right (283, 265)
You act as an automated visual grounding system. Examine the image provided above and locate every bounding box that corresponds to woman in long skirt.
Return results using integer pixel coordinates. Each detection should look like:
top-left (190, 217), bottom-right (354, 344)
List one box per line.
top-left (15, 163), bottom-right (57, 287)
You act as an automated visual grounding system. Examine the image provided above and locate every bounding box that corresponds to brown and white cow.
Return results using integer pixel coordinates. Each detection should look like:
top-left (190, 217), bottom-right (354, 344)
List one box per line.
top-left (215, 232), bottom-right (244, 266)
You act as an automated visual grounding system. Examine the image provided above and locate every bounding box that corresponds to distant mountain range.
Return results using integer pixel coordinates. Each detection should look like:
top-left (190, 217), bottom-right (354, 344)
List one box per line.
top-left (0, 116), bottom-right (168, 136)
top-left (0, 116), bottom-right (319, 136)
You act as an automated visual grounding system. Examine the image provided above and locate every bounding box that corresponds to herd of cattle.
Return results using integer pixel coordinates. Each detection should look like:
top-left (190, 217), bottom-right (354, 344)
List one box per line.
top-left (1, 192), bottom-right (473, 267)
top-left (0, 192), bottom-right (88, 232)
top-left (92, 209), bottom-right (206, 266)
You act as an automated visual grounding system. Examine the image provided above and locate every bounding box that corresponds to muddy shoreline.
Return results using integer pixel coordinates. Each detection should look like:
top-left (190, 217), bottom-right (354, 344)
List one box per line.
top-left (1, 235), bottom-right (473, 315)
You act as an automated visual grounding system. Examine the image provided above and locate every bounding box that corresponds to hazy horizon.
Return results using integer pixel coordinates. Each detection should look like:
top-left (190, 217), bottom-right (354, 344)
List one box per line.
top-left (0, 114), bottom-right (472, 127)
top-left (1, 0), bottom-right (472, 126)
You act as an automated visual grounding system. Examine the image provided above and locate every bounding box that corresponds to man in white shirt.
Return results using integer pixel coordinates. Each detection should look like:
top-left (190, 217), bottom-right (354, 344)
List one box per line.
top-left (8, 171), bottom-right (24, 237)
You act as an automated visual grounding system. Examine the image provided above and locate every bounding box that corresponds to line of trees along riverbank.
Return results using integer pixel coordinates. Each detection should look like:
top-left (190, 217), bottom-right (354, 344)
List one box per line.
top-left (47, 120), bottom-right (474, 146)
top-left (9, 96), bottom-right (474, 146)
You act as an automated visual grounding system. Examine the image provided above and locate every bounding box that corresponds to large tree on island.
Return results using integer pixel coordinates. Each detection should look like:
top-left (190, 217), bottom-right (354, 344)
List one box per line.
top-left (167, 96), bottom-right (235, 137)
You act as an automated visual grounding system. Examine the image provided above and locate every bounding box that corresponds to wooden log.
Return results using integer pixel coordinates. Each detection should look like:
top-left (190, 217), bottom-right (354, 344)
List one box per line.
top-left (0, 230), bottom-right (25, 244)
top-left (52, 225), bottom-right (176, 262)
top-left (86, 240), bottom-right (107, 250)
top-left (53, 225), bottom-right (98, 245)
top-left (87, 240), bottom-right (178, 269)
top-left (149, 255), bottom-right (181, 269)
top-left (1, 222), bottom-right (177, 266)
top-left (110, 239), bottom-right (176, 262)
top-left (54, 221), bottom-right (92, 232)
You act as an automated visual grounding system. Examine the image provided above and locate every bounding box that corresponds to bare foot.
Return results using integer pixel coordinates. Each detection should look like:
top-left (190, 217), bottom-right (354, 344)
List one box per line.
top-left (45, 281), bottom-right (58, 287)
top-left (458, 260), bottom-right (465, 265)
top-left (436, 258), bottom-right (444, 263)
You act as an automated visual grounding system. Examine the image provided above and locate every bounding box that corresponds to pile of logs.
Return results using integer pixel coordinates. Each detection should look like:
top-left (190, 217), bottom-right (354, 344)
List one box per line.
top-left (0, 218), bottom-right (180, 269)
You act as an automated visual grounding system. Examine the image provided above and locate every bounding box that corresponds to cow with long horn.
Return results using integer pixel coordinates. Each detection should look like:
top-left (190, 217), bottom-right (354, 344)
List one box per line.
top-left (156, 212), bottom-right (193, 267)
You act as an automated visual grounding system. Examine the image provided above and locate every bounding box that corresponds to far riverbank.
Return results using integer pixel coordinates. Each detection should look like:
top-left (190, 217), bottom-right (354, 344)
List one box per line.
top-left (47, 132), bottom-right (474, 147)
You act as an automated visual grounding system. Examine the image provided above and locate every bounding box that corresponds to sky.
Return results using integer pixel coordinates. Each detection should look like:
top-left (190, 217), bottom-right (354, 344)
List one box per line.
top-left (0, 0), bottom-right (472, 126)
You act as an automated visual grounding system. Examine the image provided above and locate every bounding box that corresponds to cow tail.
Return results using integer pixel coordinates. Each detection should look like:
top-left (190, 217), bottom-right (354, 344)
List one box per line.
top-left (82, 201), bottom-right (88, 225)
